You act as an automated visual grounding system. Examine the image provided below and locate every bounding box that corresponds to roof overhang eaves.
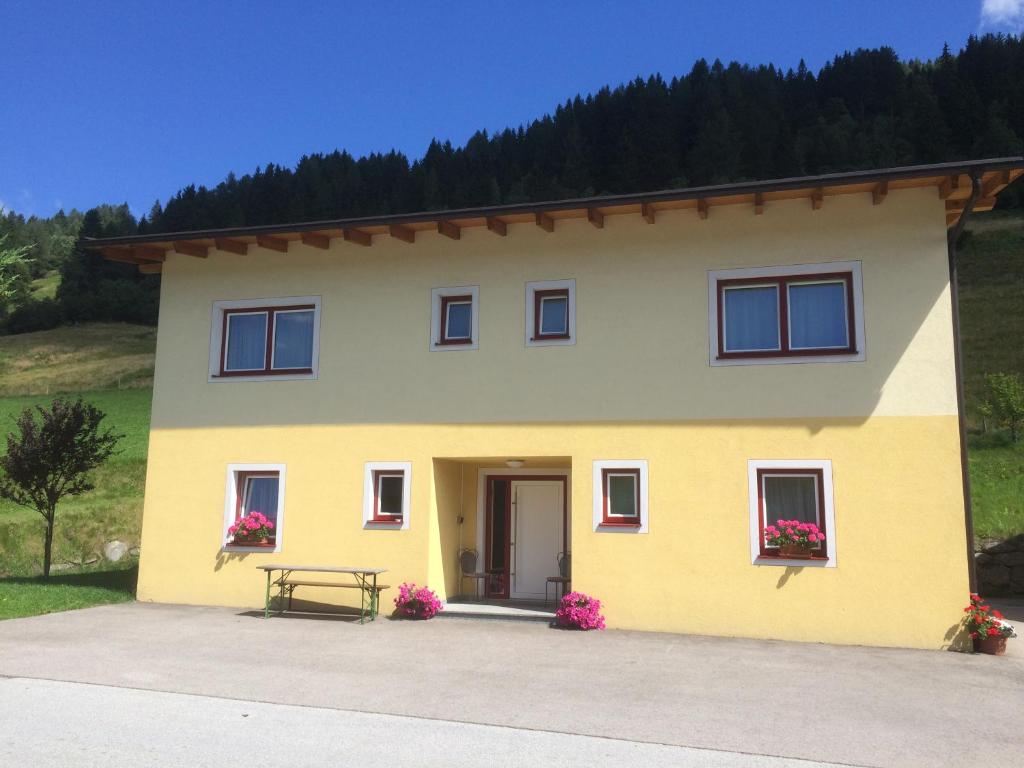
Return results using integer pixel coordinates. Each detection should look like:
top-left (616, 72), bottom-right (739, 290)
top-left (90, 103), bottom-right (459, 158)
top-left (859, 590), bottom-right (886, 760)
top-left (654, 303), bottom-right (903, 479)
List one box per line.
top-left (83, 157), bottom-right (1024, 250)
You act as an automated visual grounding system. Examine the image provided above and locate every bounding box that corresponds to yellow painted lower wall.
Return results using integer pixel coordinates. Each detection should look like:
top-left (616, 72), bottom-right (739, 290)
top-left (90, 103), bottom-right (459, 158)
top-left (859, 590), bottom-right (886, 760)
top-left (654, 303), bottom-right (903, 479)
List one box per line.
top-left (136, 416), bottom-right (971, 649)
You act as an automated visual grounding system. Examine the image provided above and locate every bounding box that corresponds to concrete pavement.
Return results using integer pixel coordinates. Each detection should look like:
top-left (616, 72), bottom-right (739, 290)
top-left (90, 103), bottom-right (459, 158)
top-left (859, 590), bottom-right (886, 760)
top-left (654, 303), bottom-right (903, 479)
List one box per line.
top-left (1, 602), bottom-right (1022, 767)
top-left (0, 678), bottom-right (851, 768)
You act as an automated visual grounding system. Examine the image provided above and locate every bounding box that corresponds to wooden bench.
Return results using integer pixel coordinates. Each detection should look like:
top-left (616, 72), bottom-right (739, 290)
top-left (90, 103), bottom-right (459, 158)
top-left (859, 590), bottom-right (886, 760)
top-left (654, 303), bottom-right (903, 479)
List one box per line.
top-left (258, 565), bottom-right (389, 623)
top-left (280, 579), bottom-right (390, 613)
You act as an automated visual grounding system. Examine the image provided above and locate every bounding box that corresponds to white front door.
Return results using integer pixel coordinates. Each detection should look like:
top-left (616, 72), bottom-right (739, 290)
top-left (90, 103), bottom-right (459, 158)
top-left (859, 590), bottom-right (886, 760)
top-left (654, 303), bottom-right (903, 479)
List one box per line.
top-left (511, 480), bottom-right (564, 599)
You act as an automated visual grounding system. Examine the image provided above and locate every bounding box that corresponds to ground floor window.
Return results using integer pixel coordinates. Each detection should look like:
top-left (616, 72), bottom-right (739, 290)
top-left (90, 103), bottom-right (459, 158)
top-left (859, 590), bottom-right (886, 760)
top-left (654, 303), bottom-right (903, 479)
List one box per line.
top-left (363, 462), bottom-right (412, 529)
top-left (223, 464), bottom-right (286, 551)
top-left (747, 459), bottom-right (836, 566)
top-left (592, 460), bottom-right (648, 532)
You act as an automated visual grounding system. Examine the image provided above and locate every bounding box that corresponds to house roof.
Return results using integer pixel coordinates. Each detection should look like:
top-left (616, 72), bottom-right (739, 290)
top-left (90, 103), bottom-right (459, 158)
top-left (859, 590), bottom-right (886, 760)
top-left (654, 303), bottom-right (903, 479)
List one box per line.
top-left (84, 157), bottom-right (1024, 273)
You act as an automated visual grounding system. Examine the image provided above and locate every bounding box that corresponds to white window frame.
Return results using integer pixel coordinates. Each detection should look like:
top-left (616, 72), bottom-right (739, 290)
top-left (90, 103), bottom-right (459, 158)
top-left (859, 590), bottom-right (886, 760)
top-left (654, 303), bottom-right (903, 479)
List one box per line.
top-left (209, 296), bottom-right (322, 382)
top-left (708, 261), bottom-right (864, 366)
top-left (747, 459), bottom-right (837, 568)
top-left (430, 286), bottom-right (479, 351)
top-left (363, 461), bottom-right (412, 530)
top-left (526, 279), bottom-right (576, 347)
top-left (592, 459), bottom-right (648, 533)
top-left (222, 463), bottom-right (286, 553)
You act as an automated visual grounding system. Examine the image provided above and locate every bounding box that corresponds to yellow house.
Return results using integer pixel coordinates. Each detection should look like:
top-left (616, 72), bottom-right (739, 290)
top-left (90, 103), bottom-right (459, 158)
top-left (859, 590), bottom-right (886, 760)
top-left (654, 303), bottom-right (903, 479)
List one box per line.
top-left (88, 159), bottom-right (1023, 649)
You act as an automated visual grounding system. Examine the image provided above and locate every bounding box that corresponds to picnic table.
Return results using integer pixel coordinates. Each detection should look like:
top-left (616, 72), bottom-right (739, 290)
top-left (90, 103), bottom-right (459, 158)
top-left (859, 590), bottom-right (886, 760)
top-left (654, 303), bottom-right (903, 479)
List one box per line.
top-left (258, 564), bottom-right (389, 623)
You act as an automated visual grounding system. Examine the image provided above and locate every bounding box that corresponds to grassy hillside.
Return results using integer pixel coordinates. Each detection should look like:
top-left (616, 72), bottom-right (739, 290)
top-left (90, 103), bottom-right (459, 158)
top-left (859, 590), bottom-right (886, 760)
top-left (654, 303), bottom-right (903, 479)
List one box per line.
top-left (0, 322), bottom-right (155, 397)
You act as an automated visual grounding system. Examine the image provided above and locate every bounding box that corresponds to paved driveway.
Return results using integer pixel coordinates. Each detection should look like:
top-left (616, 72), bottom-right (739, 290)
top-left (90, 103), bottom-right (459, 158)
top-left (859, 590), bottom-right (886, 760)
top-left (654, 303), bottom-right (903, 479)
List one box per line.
top-left (1, 602), bottom-right (1022, 767)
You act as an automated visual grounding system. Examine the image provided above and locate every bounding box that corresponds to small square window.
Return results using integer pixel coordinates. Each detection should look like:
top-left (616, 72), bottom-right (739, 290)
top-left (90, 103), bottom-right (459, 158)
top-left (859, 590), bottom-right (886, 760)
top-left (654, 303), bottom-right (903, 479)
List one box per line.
top-left (431, 287), bottom-right (479, 351)
top-left (602, 469), bottom-right (641, 526)
top-left (374, 471), bottom-right (406, 522)
top-left (363, 462), bottom-right (412, 529)
top-left (592, 460), bottom-right (648, 532)
top-left (526, 279), bottom-right (575, 347)
top-left (223, 464), bottom-right (285, 551)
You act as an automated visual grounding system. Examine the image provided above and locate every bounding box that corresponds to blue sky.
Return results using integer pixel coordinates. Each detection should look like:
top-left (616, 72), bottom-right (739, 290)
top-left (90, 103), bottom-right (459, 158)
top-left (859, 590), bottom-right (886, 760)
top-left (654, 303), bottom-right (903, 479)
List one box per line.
top-left (1, 0), bottom-right (1022, 219)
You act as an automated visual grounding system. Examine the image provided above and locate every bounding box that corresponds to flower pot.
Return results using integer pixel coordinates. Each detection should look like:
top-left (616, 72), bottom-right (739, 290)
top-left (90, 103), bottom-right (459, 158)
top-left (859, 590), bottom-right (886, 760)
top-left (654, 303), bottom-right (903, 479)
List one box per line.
top-left (233, 536), bottom-right (268, 546)
top-left (778, 544), bottom-right (813, 559)
top-left (973, 636), bottom-right (1008, 655)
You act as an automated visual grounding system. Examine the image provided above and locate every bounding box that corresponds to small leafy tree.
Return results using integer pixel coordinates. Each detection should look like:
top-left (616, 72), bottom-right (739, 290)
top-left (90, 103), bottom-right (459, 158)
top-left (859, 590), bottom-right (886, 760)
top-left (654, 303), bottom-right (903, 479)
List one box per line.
top-left (984, 373), bottom-right (1024, 443)
top-left (0, 398), bottom-right (121, 578)
top-left (0, 232), bottom-right (33, 311)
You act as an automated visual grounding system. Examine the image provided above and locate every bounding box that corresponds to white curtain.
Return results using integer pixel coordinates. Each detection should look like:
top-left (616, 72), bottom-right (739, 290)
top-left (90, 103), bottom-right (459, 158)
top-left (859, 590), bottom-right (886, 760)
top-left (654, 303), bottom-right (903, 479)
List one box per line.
top-left (243, 476), bottom-right (279, 524)
top-left (273, 310), bottom-right (314, 369)
top-left (723, 286), bottom-right (779, 351)
top-left (225, 313), bottom-right (267, 370)
top-left (763, 476), bottom-right (817, 524)
top-left (788, 282), bottom-right (847, 349)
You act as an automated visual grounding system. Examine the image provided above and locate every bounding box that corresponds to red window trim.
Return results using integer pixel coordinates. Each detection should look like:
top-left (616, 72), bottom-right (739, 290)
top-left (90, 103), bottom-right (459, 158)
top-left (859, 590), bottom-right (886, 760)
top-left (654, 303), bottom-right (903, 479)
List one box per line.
top-left (601, 468), bottom-right (641, 527)
top-left (716, 272), bottom-right (856, 359)
top-left (756, 467), bottom-right (828, 560)
top-left (533, 288), bottom-right (571, 341)
top-left (227, 470), bottom-right (279, 548)
top-left (217, 304), bottom-right (316, 377)
top-left (372, 470), bottom-right (405, 523)
top-left (437, 294), bottom-right (473, 345)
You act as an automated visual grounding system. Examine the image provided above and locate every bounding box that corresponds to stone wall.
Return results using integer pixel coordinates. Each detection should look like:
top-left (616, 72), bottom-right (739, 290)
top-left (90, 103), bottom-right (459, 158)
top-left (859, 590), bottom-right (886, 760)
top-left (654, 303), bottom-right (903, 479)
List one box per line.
top-left (976, 534), bottom-right (1024, 595)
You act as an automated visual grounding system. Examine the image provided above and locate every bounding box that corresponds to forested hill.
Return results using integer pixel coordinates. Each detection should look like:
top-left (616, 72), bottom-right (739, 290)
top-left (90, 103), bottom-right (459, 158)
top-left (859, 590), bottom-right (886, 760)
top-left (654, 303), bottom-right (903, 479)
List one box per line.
top-left (141, 34), bottom-right (1024, 235)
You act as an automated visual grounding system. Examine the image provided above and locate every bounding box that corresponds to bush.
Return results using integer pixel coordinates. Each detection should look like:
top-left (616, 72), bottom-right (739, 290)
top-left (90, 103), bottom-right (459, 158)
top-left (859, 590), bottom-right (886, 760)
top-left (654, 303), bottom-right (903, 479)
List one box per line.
top-left (393, 582), bottom-right (443, 619)
top-left (555, 591), bottom-right (606, 630)
top-left (3, 297), bottom-right (65, 335)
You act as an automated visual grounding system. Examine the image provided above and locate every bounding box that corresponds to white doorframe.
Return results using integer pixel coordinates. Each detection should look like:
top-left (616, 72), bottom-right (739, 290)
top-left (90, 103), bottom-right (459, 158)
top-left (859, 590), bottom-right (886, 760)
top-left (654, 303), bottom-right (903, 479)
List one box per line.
top-left (475, 468), bottom-right (571, 598)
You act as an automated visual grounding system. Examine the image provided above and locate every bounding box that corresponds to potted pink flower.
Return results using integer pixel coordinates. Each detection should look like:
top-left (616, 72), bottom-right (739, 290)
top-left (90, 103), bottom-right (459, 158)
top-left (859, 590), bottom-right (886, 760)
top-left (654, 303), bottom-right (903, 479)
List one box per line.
top-left (764, 519), bottom-right (825, 559)
top-left (555, 591), bottom-right (606, 630)
top-left (228, 511), bottom-right (274, 546)
top-left (393, 582), bottom-right (443, 619)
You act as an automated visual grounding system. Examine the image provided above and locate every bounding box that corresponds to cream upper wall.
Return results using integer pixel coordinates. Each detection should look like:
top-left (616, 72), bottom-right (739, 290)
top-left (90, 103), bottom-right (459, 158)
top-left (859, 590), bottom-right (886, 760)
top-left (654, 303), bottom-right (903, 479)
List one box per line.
top-left (150, 187), bottom-right (957, 429)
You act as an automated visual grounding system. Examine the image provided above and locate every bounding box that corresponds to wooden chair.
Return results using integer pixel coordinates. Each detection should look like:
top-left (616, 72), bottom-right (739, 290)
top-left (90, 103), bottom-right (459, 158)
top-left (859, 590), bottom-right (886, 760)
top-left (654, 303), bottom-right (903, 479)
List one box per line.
top-left (545, 552), bottom-right (571, 605)
top-left (459, 548), bottom-right (488, 600)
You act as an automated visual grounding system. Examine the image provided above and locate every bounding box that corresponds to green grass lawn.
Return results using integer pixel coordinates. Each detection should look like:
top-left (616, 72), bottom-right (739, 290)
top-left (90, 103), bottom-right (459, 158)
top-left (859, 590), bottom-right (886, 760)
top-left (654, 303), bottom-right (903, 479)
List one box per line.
top-left (0, 563), bottom-right (137, 620)
top-left (969, 433), bottom-right (1024, 541)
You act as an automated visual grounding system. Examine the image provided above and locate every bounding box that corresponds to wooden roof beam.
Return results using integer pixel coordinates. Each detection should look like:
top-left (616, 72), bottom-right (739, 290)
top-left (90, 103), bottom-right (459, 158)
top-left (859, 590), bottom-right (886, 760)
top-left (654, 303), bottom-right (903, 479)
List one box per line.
top-left (753, 192), bottom-right (764, 216)
top-left (173, 241), bottom-right (208, 258)
top-left (256, 235), bottom-right (289, 253)
top-left (535, 212), bottom-right (555, 233)
top-left (981, 170), bottom-right (1012, 199)
top-left (131, 246), bottom-right (166, 262)
top-left (437, 220), bottom-right (460, 240)
top-left (342, 228), bottom-right (372, 247)
top-left (138, 263), bottom-right (163, 275)
top-left (389, 225), bottom-right (415, 244)
top-left (938, 175), bottom-right (960, 200)
top-left (214, 238), bottom-right (248, 255)
top-left (486, 217), bottom-right (507, 236)
top-left (300, 232), bottom-right (331, 250)
top-left (872, 181), bottom-right (888, 205)
top-left (101, 248), bottom-right (144, 265)
top-left (587, 208), bottom-right (604, 229)
top-left (811, 188), bottom-right (824, 210)
top-left (641, 203), bottom-right (656, 224)
top-left (697, 198), bottom-right (709, 220)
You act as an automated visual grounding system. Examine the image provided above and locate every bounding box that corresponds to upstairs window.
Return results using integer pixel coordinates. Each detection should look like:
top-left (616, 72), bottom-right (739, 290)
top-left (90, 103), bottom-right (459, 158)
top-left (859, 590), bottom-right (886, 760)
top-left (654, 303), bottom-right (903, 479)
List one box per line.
top-left (211, 297), bottom-right (321, 381)
top-left (709, 263), bottom-right (863, 365)
top-left (431, 287), bottom-right (479, 351)
top-left (526, 279), bottom-right (576, 347)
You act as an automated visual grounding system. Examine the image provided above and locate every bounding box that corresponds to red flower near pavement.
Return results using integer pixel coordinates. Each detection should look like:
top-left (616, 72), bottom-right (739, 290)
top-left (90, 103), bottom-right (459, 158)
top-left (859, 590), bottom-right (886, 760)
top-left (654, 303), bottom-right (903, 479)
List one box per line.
top-left (963, 594), bottom-right (1017, 643)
